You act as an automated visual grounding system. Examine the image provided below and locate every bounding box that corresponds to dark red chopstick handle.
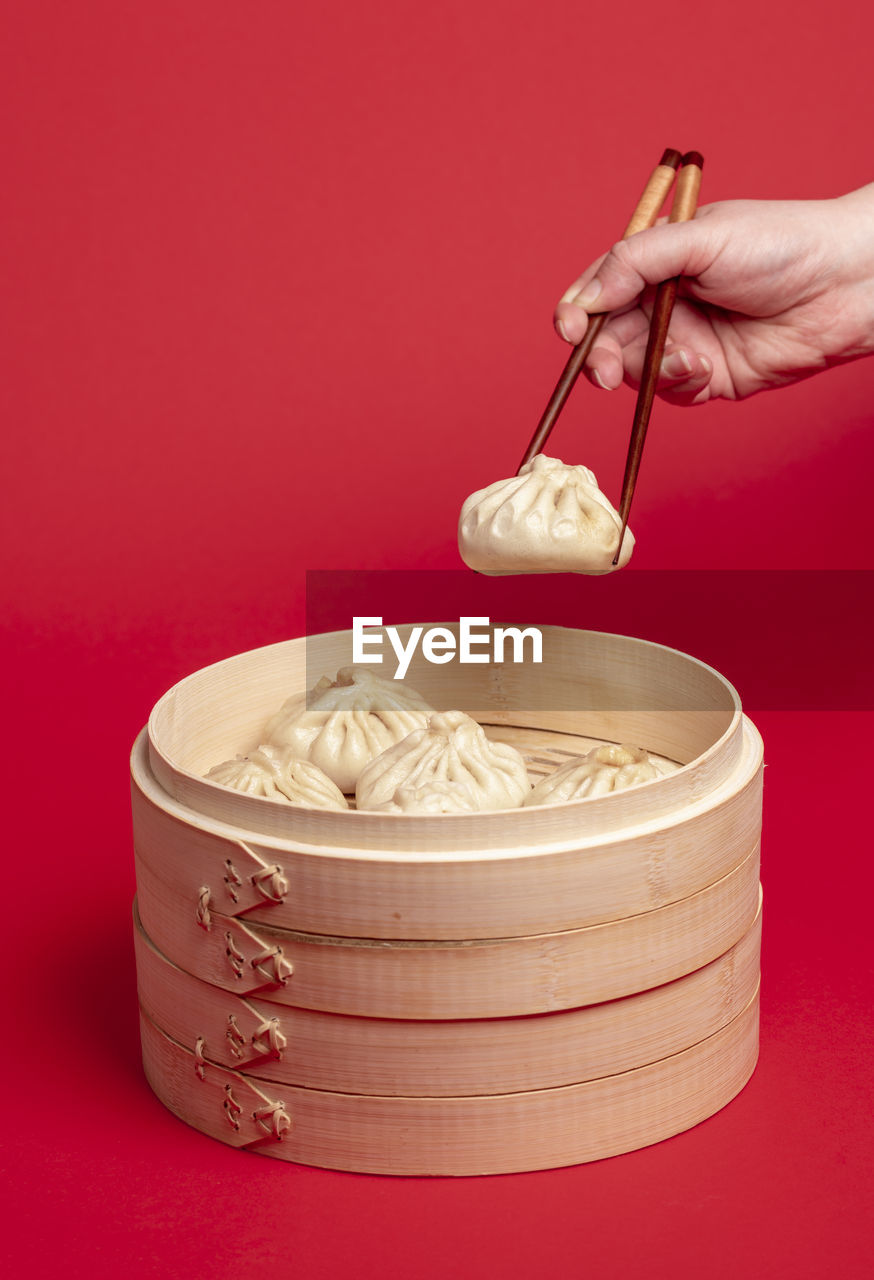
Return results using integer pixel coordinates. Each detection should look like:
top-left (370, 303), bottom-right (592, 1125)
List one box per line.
top-left (612, 151), bottom-right (704, 563)
top-left (517, 316), bottom-right (607, 472)
top-left (516, 148), bottom-right (682, 476)
top-left (612, 279), bottom-right (678, 562)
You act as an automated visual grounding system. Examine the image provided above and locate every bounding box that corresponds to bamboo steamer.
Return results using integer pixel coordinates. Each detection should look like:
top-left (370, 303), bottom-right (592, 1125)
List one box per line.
top-left (134, 895), bottom-right (762, 1096)
top-left (139, 989), bottom-right (760, 1176)
top-left (136, 626), bottom-right (763, 940)
top-left (134, 841), bottom-right (760, 1019)
top-left (131, 625), bottom-right (765, 1173)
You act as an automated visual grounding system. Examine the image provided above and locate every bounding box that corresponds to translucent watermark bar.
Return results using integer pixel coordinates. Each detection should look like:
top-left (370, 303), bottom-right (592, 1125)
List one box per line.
top-left (305, 570), bottom-right (873, 711)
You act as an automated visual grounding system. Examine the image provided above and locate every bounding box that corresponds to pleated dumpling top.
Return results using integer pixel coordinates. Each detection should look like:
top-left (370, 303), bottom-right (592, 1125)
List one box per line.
top-left (262, 665), bottom-right (435, 794)
top-left (356, 710), bottom-right (532, 813)
top-left (525, 743), bottom-right (670, 806)
top-left (205, 744), bottom-right (349, 810)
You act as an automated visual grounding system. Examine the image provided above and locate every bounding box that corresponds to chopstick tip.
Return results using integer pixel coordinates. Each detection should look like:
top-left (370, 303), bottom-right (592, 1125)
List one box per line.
top-left (682, 150), bottom-right (704, 170)
top-left (612, 522), bottom-right (629, 567)
top-left (660, 148), bottom-right (683, 169)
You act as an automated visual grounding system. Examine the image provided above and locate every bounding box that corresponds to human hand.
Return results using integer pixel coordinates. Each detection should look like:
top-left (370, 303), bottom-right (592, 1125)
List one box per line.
top-left (554, 186), bottom-right (874, 404)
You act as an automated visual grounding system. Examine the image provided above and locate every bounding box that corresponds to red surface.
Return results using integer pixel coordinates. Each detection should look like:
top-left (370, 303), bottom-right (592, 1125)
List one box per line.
top-left (2, 2), bottom-right (873, 1276)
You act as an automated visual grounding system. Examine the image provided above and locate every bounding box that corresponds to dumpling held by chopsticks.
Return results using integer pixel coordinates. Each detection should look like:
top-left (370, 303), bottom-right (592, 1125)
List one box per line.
top-left (458, 453), bottom-right (634, 576)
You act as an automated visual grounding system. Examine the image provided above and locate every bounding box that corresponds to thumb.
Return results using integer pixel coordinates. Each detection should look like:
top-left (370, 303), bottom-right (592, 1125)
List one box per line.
top-left (555, 220), bottom-right (713, 344)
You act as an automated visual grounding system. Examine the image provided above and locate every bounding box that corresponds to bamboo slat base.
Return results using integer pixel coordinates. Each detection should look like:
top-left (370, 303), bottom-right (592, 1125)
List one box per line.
top-left (139, 989), bottom-right (760, 1176)
top-left (135, 895), bottom-right (762, 1096)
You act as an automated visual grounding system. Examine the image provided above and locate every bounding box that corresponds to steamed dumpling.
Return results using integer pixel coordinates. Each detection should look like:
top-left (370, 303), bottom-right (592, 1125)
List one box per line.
top-left (369, 779), bottom-right (478, 815)
top-left (356, 710), bottom-right (531, 812)
top-left (262, 666), bottom-right (435, 793)
top-left (458, 453), bottom-right (634, 575)
top-left (524, 743), bottom-right (666, 806)
top-left (205, 745), bottom-right (349, 810)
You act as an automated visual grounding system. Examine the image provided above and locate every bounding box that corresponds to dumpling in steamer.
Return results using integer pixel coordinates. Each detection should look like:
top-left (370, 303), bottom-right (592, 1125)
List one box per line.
top-left (205, 745), bottom-right (348, 810)
top-left (369, 779), bottom-right (478, 815)
top-left (263, 665), bottom-right (435, 794)
top-left (524, 743), bottom-right (666, 806)
top-left (356, 710), bottom-right (531, 812)
top-left (458, 453), bottom-right (634, 575)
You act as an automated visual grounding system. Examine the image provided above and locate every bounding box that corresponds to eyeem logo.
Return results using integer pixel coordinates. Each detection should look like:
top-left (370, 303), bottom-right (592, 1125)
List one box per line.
top-left (352, 616), bottom-right (543, 680)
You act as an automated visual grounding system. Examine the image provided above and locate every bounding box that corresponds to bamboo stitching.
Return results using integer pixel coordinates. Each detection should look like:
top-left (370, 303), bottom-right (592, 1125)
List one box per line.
top-left (251, 946), bottom-right (293, 986)
top-left (223, 859), bottom-right (242, 904)
top-left (195, 887), bottom-right (211, 931)
top-left (226, 1015), bottom-right (247, 1058)
top-left (253, 1101), bottom-right (292, 1141)
top-left (251, 1018), bottom-right (287, 1059)
top-left (225, 932), bottom-right (246, 980)
top-left (223, 1084), bottom-right (243, 1130)
top-left (251, 864), bottom-right (288, 904)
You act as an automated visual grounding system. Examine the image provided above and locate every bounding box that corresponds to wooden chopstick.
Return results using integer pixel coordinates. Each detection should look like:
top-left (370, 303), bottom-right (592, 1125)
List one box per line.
top-left (612, 150), bottom-right (704, 564)
top-left (516, 147), bottom-right (682, 474)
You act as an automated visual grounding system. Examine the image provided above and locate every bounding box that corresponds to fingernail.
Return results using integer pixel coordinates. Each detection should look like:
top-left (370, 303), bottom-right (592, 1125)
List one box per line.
top-left (592, 368), bottom-right (613, 390)
top-left (662, 349), bottom-right (693, 379)
top-left (556, 318), bottom-right (570, 342)
top-left (574, 279), bottom-right (602, 310)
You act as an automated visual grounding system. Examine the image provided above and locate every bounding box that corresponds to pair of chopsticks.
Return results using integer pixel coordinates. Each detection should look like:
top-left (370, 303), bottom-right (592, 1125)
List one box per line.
top-left (517, 147), bottom-right (704, 565)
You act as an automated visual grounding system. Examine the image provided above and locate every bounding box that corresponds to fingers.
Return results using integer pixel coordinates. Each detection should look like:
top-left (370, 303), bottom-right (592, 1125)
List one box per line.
top-left (554, 220), bottom-right (716, 343)
top-left (584, 322), bottom-right (714, 403)
top-left (555, 250), bottom-right (610, 343)
top-left (649, 346), bottom-right (714, 404)
top-left (579, 325), bottom-right (627, 390)
top-left (554, 301), bottom-right (592, 345)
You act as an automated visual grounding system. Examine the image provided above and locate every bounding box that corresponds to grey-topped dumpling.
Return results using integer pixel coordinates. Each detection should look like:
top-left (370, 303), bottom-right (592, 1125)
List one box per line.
top-left (356, 710), bottom-right (531, 812)
top-left (205, 745), bottom-right (349, 810)
top-left (524, 743), bottom-right (667, 806)
top-left (262, 666), bottom-right (436, 794)
top-left (458, 453), bottom-right (634, 575)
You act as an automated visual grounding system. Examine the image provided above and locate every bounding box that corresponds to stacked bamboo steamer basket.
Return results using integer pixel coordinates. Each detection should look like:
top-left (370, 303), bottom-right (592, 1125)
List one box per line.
top-left (132, 625), bottom-right (763, 1176)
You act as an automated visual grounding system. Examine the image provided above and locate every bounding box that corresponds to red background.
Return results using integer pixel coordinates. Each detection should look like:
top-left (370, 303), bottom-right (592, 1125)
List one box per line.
top-left (2, 2), bottom-right (872, 1276)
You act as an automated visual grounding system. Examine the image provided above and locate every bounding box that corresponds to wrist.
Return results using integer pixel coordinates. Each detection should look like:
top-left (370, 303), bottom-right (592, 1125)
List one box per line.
top-left (826, 186), bottom-right (874, 362)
